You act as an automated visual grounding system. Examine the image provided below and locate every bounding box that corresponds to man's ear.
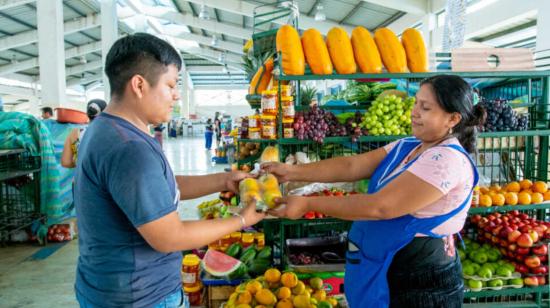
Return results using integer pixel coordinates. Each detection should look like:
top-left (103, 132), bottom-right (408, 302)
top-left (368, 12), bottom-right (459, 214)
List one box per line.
top-left (129, 75), bottom-right (147, 99)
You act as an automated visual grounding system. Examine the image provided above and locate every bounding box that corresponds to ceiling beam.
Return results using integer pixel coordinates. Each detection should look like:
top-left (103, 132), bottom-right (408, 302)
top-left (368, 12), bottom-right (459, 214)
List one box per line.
top-left (187, 66), bottom-right (241, 73)
top-left (163, 25), bottom-right (244, 55)
top-left (0, 41), bottom-right (101, 76)
top-left (0, 13), bottom-right (100, 52)
top-left (0, 0), bottom-right (34, 11)
top-left (339, 2), bottom-right (362, 24)
top-left (67, 74), bottom-right (101, 87)
top-left (361, 0), bottom-right (427, 15)
top-left (474, 20), bottom-right (537, 43)
top-left (143, 6), bottom-right (251, 40)
top-left (181, 0), bottom-right (353, 34)
top-left (66, 60), bottom-right (102, 76)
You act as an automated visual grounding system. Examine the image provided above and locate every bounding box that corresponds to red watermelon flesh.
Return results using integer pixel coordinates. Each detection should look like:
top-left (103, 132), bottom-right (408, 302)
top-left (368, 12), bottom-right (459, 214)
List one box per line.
top-left (201, 249), bottom-right (242, 277)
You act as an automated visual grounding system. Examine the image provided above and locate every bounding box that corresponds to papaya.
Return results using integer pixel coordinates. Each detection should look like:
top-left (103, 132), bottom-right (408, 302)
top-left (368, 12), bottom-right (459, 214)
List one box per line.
top-left (248, 57), bottom-right (274, 95)
top-left (276, 25), bottom-right (305, 75)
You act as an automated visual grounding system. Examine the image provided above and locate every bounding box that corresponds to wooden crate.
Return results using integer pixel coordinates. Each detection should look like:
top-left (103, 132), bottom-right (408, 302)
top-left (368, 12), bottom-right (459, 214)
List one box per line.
top-left (452, 48), bottom-right (534, 72)
top-left (207, 285), bottom-right (234, 308)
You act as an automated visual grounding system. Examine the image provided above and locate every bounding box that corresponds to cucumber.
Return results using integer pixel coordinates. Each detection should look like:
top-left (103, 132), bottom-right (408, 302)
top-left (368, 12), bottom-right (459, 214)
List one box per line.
top-left (256, 246), bottom-right (272, 260)
top-left (226, 243), bottom-right (242, 258)
top-left (239, 248), bottom-right (257, 264)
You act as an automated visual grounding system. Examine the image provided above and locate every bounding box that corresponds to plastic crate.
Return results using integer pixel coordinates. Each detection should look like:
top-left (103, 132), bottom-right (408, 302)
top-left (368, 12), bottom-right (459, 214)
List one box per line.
top-left (0, 149), bottom-right (41, 181)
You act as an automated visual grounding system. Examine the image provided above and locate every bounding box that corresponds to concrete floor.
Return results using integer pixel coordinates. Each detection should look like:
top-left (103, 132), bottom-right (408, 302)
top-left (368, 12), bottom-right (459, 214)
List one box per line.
top-left (0, 136), bottom-right (226, 307)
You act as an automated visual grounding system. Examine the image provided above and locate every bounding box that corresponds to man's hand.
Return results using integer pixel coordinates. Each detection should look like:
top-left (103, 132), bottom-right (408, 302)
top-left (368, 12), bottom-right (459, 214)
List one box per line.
top-left (268, 195), bottom-right (310, 220)
top-left (261, 162), bottom-right (292, 183)
top-left (225, 171), bottom-right (253, 193)
top-left (239, 200), bottom-right (266, 227)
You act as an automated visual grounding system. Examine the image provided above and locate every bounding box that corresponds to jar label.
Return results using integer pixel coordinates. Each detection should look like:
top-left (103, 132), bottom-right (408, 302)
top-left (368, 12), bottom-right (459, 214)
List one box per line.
top-left (249, 118), bottom-right (258, 128)
top-left (249, 131), bottom-right (261, 139)
top-left (182, 272), bottom-right (196, 284)
top-left (262, 126), bottom-right (276, 138)
top-left (283, 128), bottom-right (294, 138)
top-left (283, 105), bottom-right (295, 117)
top-left (262, 97), bottom-right (276, 110)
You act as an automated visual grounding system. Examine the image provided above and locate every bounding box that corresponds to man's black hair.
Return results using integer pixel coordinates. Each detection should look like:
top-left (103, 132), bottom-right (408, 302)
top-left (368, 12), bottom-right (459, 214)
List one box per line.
top-left (41, 107), bottom-right (53, 115)
top-left (105, 32), bottom-right (182, 98)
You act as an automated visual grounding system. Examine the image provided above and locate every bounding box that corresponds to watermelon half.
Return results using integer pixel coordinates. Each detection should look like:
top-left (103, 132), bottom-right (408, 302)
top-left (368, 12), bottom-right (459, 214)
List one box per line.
top-left (202, 249), bottom-right (243, 278)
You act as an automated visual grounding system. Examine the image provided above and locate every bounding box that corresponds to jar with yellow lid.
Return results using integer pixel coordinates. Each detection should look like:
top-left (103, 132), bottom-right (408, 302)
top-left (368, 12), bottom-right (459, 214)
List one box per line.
top-left (283, 118), bottom-right (295, 139)
top-left (184, 283), bottom-right (203, 306)
top-left (248, 128), bottom-right (261, 139)
top-left (261, 115), bottom-right (277, 139)
top-left (471, 186), bottom-right (480, 207)
top-left (281, 96), bottom-right (295, 119)
top-left (182, 254), bottom-right (201, 288)
top-left (261, 90), bottom-right (278, 115)
top-left (230, 232), bottom-right (242, 244)
top-left (280, 85), bottom-right (292, 97)
top-left (249, 114), bottom-right (260, 129)
top-left (255, 232), bottom-right (265, 249)
top-left (241, 233), bottom-right (255, 248)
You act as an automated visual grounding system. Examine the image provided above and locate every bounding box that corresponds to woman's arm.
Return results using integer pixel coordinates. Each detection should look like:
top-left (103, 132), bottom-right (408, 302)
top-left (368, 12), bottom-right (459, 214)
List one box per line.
top-left (61, 129), bottom-right (78, 168)
top-left (271, 171), bottom-right (445, 220)
top-left (262, 146), bottom-right (387, 184)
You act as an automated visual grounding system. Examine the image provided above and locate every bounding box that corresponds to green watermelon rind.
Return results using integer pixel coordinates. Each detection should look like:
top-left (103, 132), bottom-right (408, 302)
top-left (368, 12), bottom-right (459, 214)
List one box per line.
top-left (201, 249), bottom-right (242, 277)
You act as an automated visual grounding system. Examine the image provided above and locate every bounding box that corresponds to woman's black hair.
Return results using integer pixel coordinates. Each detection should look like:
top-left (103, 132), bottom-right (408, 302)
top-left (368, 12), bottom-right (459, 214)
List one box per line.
top-left (87, 99), bottom-right (107, 121)
top-left (420, 75), bottom-right (486, 154)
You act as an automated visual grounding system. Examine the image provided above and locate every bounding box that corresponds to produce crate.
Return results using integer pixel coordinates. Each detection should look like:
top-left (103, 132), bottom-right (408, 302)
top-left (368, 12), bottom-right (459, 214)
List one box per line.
top-left (0, 149), bottom-right (43, 244)
top-left (464, 286), bottom-right (549, 307)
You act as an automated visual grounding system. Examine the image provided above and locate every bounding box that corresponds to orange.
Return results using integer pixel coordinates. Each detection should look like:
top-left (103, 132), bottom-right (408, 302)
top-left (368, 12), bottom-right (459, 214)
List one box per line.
top-left (275, 299), bottom-right (294, 308)
top-left (520, 189), bottom-right (533, 195)
top-left (264, 268), bottom-right (281, 283)
top-left (518, 192), bottom-right (532, 205)
top-left (544, 191), bottom-right (550, 201)
top-left (531, 192), bottom-right (544, 204)
top-left (533, 181), bottom-right (548, 194)
top-left (480, 187), bottom-right (490, 194)
top-left (490, 184), bottom-right (502, 192)
top-left (255, 289), bottom-right (276, 305)
top-left (491, 193), bottom-right (505, 206)
top-left (236, 291), bottom-right (253, 305)
top-left (488, 191), bottom-right (497, 197)
top-left (479, 194), bottom-right (493, 207)
top-left (520, 179), bottom-right (533, 190)
top-left (277, 287), bottom-right (292, 300)
top-left (281, 272), bottom-right (299, 288)
top-left (504, 192), bottom-right (518, 206)
top-left (246, 280), bottom-right (263, 295)
top-left (506, 181), bottom-right (521, 193)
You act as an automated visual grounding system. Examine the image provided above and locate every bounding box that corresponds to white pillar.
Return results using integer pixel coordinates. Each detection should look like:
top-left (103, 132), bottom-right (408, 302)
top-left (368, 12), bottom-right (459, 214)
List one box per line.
top-left (101, 0), bottom-right (118, 100)
top-left (37, 0), bottom-right (66, 108)
top-left (189, 88), bottom-right (196, 116)
top-left (180, 69), bottom-right (190, 118)
top-left (536, 0), bottom-right (550, 55)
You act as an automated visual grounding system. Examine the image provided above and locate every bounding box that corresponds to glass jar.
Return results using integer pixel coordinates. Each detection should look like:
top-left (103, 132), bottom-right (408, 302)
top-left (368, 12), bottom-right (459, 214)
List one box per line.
top-left (182, 254), bottom-right (200, 288)
top-left (239, 117), bottom-right (249, 139)
top-left (230, 232), bottom-right (242, 244)
top-left (184, 284), bottom-right (202, 306)
top-left (241, 233), bottom-right (255, 248)
top-left (255, 233), bottom-right (265, 249)
top-left (261, 90), bottom-right (278, 115)
top-left (281, 85), bottom-right (292, 97)
top-left (471, 186), bottom-right (480, 207)
top-left (281, 96), bottom-right (295, 119)
top-left (249, 114), bottom-right (260, 129)
top-left (220, 234), bottom-right (231, 251)
top-left (248, 128), bottom-right (261, 139)
top-left (261, 115), bottom-right (277, 139)
top-left (283, 118), bottom-right (295, 139)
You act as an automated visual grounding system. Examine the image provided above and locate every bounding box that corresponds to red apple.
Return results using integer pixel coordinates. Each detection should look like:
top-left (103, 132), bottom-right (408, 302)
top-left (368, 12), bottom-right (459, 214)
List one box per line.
top-left (499, 247), bottom-right (508, 255)
top-left (488, 214), bottom-right (496, 221)
top-left (528, 230), bottom-right (539, 243)
top-left (516, 254), bottom-right (525, 262)
top-left (485, 232), bottom-right (493, 240)
top-left (536, 276), bottom-right (546, 285)
top-left (502, 216), bottom-right (510, 222)
top-left (494, 212), bottom-right (502, 218)
top-left (499, 226), bottom-right (514, 239)
top-left (517, 233), bottom-right (534, 248)
top-left (510, 210), bottom-right (520, 216)
top-left (533, 226), bottom-right (546, 238)
top-left (494, 218), bottom-right (503, 225)
top-left (517, 247), bottom-right (531, 255)
top-left (539, 254), bottom-right (548, 263)
top-left (524, 277), bottom-right (539, 286)
top-left (499, 239), bottom-right (508, 247)
top-left (519, 213), bottom-right (529, 220)
top-left (508, 251), bottom-right (516, 258)
top-left (484, 225), bottom-right (493, 233)
top-left (525, 255), bottom-right (541, 268)
top-left (531, 245), bottom-right (548, 255)
top-left (471, 214), bottom-right (482, 224)
top-left (509, 224), bottom-right (518, 231)
top-left (492, 225), bottom-right (503, 236)
top-left (539, 225), bottom-right (548, 232)
top-left (516, 264), bottom-right (529, 274)
top-left (508, 230), bottom-right (522, 243)
top-left (530, 265), bottom-right (548, 275)
top-left (479, 217), bottom-right (489, 227)
top-left (520, 225), bottom-right (531, 233)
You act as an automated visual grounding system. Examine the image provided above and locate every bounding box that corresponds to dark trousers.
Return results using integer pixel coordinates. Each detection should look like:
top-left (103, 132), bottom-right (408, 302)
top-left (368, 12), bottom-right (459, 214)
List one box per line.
top-left (387, 237), bottom-right (464, 308)
top-left (205, 131), bottom-right (213, 149)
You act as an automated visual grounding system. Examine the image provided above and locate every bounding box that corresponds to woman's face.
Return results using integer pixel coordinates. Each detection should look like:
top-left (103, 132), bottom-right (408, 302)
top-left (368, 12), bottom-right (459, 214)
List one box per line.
top-left (411, 84), bottom-right (460, 143)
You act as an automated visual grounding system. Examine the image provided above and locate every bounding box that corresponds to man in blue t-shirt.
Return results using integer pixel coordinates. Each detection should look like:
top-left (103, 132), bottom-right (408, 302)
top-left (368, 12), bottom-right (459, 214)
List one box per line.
top-left (74, 33), bottom-right (265, 308)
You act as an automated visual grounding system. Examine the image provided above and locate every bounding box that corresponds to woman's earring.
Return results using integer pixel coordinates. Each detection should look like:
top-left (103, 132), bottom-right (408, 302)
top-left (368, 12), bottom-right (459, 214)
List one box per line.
top-left (449, 127), bottom-right (453, 135)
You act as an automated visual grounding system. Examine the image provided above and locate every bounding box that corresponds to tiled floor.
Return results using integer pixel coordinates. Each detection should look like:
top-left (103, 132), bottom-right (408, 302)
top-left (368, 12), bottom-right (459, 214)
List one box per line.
top-left (0, 136), bottom-right (227, 307)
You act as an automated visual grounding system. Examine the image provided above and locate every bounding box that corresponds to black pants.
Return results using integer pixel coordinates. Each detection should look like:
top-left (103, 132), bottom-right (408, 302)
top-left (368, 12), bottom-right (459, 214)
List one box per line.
top-left (387, 237), bottom-right (464, 308)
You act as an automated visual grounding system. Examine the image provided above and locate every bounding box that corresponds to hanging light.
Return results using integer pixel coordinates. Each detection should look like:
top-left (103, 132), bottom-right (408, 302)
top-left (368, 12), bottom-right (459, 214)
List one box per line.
top-left (222, 64), bottom-right (228, 73)
top-left (199, 4), bottom-right (210, 20)
top-left (211, 34), bottom-right (218, 47)
top-left (218, 51), bottom-right (226, 63)
top-left (314, 3), bottom-right (326, 21)
top-left (79, 56), bottom-right (87, 64)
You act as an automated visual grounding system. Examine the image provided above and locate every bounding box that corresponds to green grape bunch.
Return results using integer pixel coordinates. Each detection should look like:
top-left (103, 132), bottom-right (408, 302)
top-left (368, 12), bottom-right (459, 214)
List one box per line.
top-left (360, 95), bottom-right (415, 136)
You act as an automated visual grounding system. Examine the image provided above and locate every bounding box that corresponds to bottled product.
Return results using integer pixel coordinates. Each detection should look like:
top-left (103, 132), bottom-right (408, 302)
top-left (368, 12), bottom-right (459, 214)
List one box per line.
top-left (261, 90), bottom-right (278, 115)
top-left (261, 115), bottom-right (277, 139)
top-left (280, 85), bottom-right (292, 97)
top-left (183, 283), bottom-right (202, 306)
top-left (182, 254), bottom-right (200, 288)
top-left (255, 232), bottom-right (265, 249)
top-left (283, 118), bottom-right (295, 138)
top-left (281, 96), bottom-right (295, 119)
top-left (239, 117), bottom-right (249, 139)
top-left (241, 233), bottom-right (254, 248)
top-left (230, 231), bottom-right (242, 244)
top-left (248, 128), bottom-right (261, 139)
top-left (471, 186), bottom-right (480, 207)
top-left (249, 114), bottom-right (260, 129)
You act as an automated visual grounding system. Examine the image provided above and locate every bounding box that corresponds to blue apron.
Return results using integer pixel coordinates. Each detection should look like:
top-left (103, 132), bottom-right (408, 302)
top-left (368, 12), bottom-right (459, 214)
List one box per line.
top-left (344, 137), bottom-right (479, 308)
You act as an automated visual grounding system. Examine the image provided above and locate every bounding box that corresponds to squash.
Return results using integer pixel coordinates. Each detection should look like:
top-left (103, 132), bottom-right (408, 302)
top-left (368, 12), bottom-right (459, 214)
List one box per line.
top-left (301, 29), bottom-right (333, 75)
top-left (374, 28), bottom-right (407, 73)
top-left (351, 26), bottom-right (382, 73)
top-left (248, 57), bottom-right (274, 95)
top-left (276, 25), bottom-right (305, 75)
top-left (326, 27), bottom-right (356, 74)
top-left (401, 28), bottom-right (429, 72)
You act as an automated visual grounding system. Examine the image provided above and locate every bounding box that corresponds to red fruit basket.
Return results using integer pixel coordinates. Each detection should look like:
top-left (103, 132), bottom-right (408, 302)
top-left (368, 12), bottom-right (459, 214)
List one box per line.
top-left (55, 108), bottom-right (89, 124)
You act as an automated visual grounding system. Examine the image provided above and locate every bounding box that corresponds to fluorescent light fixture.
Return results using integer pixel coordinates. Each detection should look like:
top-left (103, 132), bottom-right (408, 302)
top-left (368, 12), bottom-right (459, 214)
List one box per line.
top-left (199, 4), bottom-right (210, 20)
top-left (314, 4), bottom-right (326, 21)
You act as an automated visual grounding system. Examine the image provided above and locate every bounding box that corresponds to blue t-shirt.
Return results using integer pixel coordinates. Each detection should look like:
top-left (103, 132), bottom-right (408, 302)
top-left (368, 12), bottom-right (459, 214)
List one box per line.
top-left (74, 113), bottom-right (182, 307)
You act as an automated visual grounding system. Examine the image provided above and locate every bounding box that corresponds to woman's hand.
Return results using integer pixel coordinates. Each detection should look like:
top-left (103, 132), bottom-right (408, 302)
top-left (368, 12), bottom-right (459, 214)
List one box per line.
top-left (225, 171), bottom-right (253, 193)
top-left (261, 162), bottom-right (292, 183)
top-left (268, 195), bottom-right (310, 220)
top-left (239, 200), bottom-right (266, 227)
